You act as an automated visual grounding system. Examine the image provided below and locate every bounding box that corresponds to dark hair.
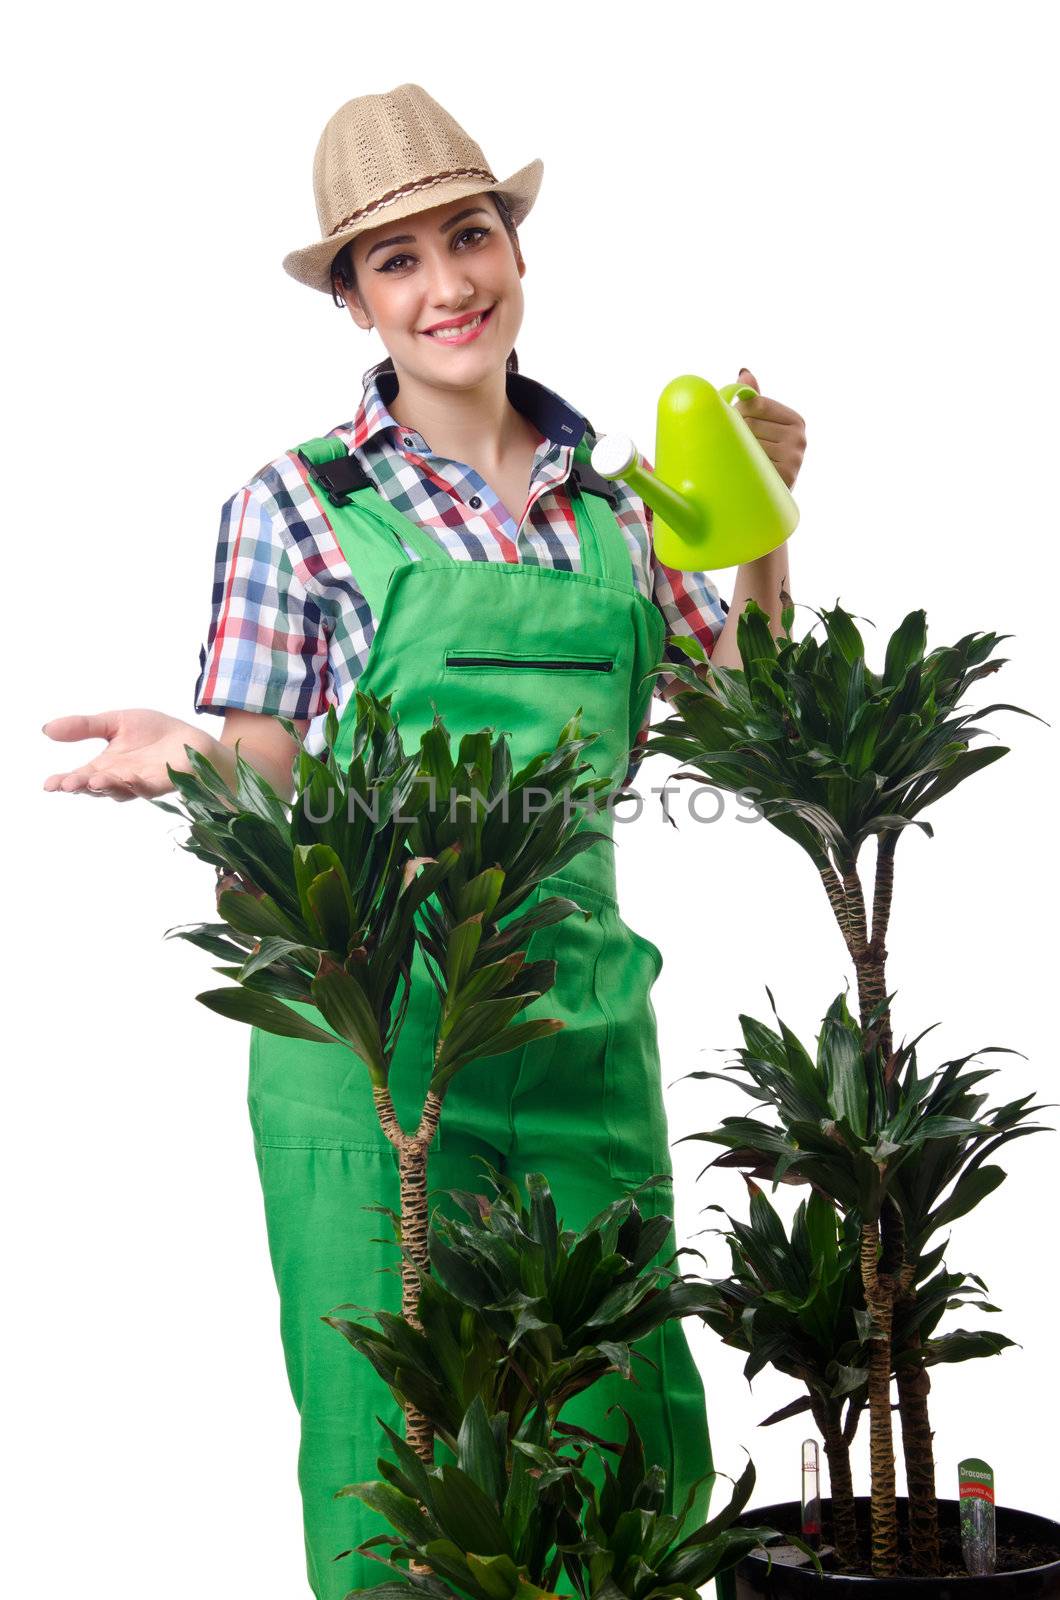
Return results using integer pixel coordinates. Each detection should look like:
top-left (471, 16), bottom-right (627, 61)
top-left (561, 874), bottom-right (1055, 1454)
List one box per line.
top-left (330, 190), bottom-right (521, 375)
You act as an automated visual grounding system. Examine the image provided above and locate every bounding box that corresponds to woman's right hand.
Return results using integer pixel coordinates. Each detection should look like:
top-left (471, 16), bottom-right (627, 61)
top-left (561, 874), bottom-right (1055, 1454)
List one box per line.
top-left (41, 709), bottom-right (220, 802)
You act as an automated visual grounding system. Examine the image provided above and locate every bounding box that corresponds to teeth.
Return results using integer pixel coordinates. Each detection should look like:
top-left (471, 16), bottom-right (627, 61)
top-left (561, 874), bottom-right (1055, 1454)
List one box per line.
top-left (429, 312), bottom-right (485, 340)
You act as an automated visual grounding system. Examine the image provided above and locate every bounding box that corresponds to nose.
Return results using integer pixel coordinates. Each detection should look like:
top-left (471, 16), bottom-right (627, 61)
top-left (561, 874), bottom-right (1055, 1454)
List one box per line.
top-left (424, 248), bottom-right (476, 308)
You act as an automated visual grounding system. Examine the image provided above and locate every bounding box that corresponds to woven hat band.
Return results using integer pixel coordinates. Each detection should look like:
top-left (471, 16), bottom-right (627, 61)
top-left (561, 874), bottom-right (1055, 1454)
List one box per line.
top-left (328, 165), bottom-right (496, 237)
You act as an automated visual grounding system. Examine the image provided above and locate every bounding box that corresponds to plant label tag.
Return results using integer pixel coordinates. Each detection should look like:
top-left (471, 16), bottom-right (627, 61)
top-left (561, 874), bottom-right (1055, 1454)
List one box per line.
top-left (959, 1456), bottom-right (996, 1576)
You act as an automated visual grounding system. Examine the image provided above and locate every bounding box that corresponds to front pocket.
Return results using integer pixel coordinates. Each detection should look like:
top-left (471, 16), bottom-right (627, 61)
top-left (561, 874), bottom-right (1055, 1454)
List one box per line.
top-left (445, 652), bottom-right (614, 672)
top-left (247, 1014), bottom-right (388, 1152)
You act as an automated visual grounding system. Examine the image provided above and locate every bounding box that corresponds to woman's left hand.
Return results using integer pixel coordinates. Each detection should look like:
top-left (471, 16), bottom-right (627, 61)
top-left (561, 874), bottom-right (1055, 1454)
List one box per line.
top-left (734, 368), bottom-right (807, 490)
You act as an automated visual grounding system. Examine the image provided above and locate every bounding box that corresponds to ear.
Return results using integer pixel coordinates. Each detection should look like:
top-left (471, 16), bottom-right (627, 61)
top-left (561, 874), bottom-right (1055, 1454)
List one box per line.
top-left (343, 287), bottom-right (373, 332)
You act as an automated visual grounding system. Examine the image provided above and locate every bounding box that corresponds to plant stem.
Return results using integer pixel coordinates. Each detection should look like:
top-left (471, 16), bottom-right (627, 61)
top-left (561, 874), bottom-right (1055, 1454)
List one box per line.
top-left (860, 1220), bottom-right (899, 1578)
top-left (895, 1319), bottom-right (940, 1573)
top-left (820, 837), bottom-right (937, 1578)
top-left (840, 866), bottom-right (880, 1037)
top-left (862, 832), bottom-right (897, 1065)
top-left (372, 1083), bottom-right (437, 1463)
top-left (839, 865), bottom-right (869, 952)
top-left (866, 838), bottom-right (940, 1574)
top-left (826, 850), bottom-right (896, 1067)
top-left (842, 1393), bottom-right (866, 1447)
top-left (810, 1396), bottom-right (858, 1568)
top-left (868, 834), bottom-right (897, 959)
top-left (819, 862), bottom-right (855, 953)
top-left (396, 1138), bottom-right (430, 1321)
top-left (831, 860), bottom-right (891, 1060)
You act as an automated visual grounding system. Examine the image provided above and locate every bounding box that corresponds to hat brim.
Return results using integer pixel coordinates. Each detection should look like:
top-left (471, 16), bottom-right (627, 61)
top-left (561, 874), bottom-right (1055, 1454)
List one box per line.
top-left (282, 157), bottom-right (544, 295)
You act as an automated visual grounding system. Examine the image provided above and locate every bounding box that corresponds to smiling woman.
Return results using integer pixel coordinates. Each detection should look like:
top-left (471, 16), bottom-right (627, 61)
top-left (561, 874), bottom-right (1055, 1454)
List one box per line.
top-left (224, 81), bottom-right (731, 1600)
top-left (43, 78), bottom-right (738, 1600)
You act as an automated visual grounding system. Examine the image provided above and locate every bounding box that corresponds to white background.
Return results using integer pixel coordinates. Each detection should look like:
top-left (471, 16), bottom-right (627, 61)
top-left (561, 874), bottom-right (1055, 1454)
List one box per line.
top-left (7, 3), bottom-right (1058, 1595)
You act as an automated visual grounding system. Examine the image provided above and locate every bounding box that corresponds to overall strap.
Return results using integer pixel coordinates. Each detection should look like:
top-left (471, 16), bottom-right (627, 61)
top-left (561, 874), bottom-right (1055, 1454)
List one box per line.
top-left (568, 435), bottom-right (635, 590)
top-left (294, 436), bottom-right (449, 620)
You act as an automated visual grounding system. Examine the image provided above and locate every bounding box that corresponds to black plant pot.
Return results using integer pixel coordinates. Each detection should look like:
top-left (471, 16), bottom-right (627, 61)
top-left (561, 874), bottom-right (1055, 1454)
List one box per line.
top-left (733, 1498), bottom-right (1060, 1598)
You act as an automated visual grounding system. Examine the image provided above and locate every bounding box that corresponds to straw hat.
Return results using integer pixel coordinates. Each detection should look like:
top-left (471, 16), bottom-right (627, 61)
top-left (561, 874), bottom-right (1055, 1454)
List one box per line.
top-left (282, 83), bottom-right (544, 295)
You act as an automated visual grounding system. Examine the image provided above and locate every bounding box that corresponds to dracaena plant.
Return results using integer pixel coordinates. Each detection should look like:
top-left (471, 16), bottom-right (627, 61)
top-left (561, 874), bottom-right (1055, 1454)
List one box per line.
top-left (687, 987), bottom-right (1044, 1577)
top-left (326, 1169), bottom-right (813, 1599)
top-left (695, 1183), bottom-right (870, 1568)
top-left (648, 598), bottom-right (1038, 1068)
top-left (693, 1175), bottom-right (1016, 1571)
top-left (339, 1399), bottom-right (784, 1600)
top-left (325, 1168), bottom-right (720, 1455)
top-left (641, 597), bottom-right (1045, 1577)
top-left (156, 690), bottom-right (611, 1458)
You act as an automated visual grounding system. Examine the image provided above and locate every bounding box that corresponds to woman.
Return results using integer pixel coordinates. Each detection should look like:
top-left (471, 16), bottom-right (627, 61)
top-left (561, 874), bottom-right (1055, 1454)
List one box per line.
top-left (43, 84), bottom-right (805, 1600)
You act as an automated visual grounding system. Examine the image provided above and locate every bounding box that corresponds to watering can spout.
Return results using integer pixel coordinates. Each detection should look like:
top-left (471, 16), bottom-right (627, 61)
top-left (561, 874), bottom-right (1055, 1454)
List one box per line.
top-left (589, 373), bottom-right (799, 571)
top-left (588, 436), bottom-right (702, 543)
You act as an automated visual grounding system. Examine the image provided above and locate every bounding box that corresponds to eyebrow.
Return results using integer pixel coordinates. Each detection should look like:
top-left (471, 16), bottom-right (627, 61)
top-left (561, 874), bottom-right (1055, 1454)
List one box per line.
top-left (364, 207), bottom-right (493, 262)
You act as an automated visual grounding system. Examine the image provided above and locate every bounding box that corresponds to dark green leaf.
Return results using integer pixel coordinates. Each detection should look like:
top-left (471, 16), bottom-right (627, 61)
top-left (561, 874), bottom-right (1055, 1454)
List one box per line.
top-left (195, 986), bottom-right (337, 1044)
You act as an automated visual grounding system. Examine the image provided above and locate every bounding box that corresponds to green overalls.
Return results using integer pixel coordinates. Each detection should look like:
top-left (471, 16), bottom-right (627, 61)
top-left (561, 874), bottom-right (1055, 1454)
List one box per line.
top-left (247, 434), bottom-right (716, 1599)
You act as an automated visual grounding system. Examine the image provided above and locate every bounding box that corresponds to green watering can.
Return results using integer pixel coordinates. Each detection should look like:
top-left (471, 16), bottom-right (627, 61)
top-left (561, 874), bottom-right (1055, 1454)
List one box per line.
top-left (590, 373), bottom-right (799, 571)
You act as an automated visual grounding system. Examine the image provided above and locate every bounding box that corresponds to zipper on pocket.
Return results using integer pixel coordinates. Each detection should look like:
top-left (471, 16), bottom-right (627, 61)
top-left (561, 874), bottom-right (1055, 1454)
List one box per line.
top-left (446, 654), bottom-right (614, 672)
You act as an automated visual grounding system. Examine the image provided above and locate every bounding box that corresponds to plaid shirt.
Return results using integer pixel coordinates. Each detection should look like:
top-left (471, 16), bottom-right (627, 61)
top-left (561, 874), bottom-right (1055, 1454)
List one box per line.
top-left (193, 365), bottom-right (729, 788)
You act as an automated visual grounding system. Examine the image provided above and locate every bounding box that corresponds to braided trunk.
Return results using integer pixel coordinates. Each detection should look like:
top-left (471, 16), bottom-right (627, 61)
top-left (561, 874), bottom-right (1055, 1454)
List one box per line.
top-left (860, 1221), bottom-right (899, 1578)
top-left (865, 832), bottom-right (897, 1066)
top-left (373, 1085), bottom-right (445, 1464)
top-left (810, 1397), bottom-right (858, 1569)
top-left (895, 1323), bottom-right (941, 1573)
top-left (823, 838), bottom-right (897, 1068)
top-left (827, 836), bottom-right (944, 1576)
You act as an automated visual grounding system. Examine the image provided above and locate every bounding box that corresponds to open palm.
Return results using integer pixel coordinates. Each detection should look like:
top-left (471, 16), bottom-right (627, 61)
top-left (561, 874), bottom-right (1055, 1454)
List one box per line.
top-left (42, 709), bottom-right (216, 802)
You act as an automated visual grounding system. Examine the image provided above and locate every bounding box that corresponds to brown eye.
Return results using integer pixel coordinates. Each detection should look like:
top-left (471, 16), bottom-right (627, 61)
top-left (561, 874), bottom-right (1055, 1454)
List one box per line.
top-left (377, 227), bottom-right (489, 273)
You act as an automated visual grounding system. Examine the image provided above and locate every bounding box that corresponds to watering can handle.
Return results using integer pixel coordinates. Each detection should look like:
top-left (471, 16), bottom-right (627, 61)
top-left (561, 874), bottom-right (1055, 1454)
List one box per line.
top-left (718, 381), bottom-right (760, 406)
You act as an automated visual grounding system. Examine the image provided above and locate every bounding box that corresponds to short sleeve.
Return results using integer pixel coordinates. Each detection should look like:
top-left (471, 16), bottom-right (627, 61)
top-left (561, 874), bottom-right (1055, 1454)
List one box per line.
top-left (193, 478), bottom-right (332, 722)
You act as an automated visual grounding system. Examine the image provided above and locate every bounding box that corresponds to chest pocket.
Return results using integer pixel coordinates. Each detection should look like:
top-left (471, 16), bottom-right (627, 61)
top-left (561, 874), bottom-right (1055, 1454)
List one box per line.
top-left (445, 652), bottom-right (615, 673)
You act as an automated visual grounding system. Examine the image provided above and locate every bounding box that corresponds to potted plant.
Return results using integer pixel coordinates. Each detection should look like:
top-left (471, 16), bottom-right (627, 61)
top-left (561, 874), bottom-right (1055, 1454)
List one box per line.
top-left (157, 694), bottom-right (809, 1596)
top-left (326, 1164), bottom-right (807, 1599)
top-left (693, 1146), bottom-right (1020, 1575)
top-left (638, 598), bottom-right (1060, 1589)
top-left (691, 989), bottom-right (1053, 1593)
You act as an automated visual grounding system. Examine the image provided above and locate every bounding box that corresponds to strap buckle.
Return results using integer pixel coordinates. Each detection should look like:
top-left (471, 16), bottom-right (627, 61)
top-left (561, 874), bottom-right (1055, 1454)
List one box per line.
top-left (568, 444), bottom-right (621, 508)
top-left (296, 448), bottom-right (371, 507)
